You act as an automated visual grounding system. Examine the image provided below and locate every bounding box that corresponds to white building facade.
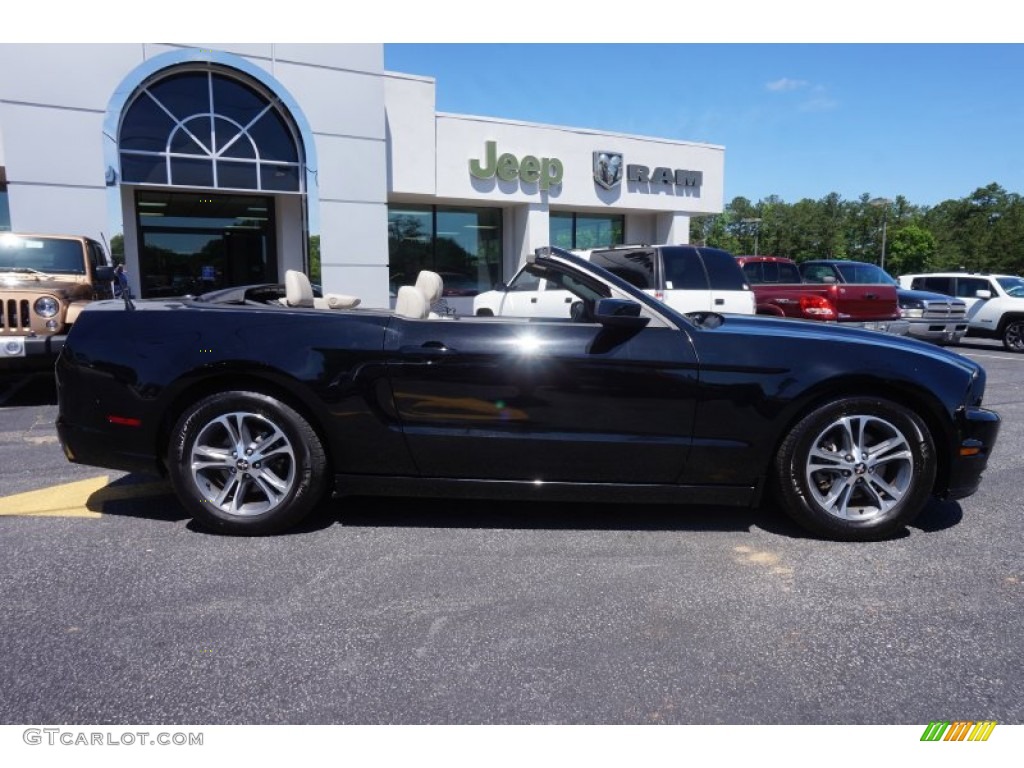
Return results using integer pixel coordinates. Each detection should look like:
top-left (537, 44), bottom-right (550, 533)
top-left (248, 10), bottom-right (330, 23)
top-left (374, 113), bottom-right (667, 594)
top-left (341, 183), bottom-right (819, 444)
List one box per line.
top-left (0, 44), bottom-right (724, 310)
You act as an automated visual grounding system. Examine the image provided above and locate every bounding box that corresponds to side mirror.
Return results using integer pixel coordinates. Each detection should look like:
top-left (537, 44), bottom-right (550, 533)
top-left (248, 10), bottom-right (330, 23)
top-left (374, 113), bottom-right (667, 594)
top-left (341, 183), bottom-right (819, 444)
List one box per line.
top-left (593, 298), bottom-right (650, 329)
top-left (821, 275), bottom-right (837, 283)
top-left (94, 265), bottom-right (114, 282)
top-left (493, 281), bottom-right (508, 292)
top-left (975, 289), bottom-right (992, 300)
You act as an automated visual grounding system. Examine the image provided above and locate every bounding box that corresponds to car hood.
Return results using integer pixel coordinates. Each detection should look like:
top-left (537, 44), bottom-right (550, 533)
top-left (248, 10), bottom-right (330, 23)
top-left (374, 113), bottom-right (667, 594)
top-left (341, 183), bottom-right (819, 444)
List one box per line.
top-left (896, 287), bottom-right (965, 305)
top-left (0, 274), bottom-right (85, 295)
top-left (707, 312), bottom-right (979, 373)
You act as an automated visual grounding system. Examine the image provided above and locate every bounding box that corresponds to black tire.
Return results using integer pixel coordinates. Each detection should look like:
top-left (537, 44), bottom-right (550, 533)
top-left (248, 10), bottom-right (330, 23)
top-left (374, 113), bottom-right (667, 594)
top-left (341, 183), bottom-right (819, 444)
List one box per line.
top-left (1001, 319), bottom-right (1024, 352)
top-left (168, 391), bottom-right (328, 535)
top-left (773, 397), bottom-right (936, 541)
top-left (475, 308), bottom-right (494, 317)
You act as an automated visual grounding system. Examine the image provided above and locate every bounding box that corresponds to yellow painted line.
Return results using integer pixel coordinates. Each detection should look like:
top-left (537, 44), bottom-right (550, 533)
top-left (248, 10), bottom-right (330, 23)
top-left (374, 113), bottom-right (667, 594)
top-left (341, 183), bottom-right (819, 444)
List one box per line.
top-left (0, 475), bottom-right (174, 518)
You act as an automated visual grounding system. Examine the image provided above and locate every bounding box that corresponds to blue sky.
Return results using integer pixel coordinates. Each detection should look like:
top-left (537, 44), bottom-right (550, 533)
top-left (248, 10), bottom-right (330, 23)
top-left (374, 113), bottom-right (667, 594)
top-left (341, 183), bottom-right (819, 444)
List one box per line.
top-left (384, 43), bottom-right (1024, 208)
top-left (12, 2), bottom-right (1020, 209)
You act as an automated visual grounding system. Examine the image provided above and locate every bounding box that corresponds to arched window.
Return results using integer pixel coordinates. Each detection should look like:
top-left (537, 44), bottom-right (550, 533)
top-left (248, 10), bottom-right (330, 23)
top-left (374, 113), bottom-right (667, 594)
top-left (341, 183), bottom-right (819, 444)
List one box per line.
top-left (119, 69), bottom-right (303, 192)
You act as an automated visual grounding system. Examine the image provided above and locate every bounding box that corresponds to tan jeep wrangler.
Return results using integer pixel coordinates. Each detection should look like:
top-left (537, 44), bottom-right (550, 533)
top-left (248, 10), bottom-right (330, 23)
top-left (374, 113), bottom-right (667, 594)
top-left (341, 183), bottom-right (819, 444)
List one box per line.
top-left (1, 233), bottom-right (115, 367)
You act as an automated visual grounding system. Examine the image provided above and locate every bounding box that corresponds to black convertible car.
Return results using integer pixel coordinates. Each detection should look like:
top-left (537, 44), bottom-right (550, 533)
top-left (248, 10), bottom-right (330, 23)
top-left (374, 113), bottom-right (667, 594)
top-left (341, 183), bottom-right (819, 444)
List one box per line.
top-left (55, 247), bottom-right (1000, 541)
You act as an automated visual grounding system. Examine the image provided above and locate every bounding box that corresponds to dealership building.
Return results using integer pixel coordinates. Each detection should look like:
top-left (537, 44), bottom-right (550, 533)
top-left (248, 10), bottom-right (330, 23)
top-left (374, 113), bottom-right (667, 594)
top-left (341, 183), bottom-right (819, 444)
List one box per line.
top-left (0, 44), bottom-right (725, 309)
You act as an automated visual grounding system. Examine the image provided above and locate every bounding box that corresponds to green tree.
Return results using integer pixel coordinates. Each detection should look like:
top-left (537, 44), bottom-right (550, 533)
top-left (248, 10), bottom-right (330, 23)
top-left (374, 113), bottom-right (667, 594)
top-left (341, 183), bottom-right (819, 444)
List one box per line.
top-left (108, 233), bottom-right (124, 263)
top-left (885, 224), bottom-right (936, 275)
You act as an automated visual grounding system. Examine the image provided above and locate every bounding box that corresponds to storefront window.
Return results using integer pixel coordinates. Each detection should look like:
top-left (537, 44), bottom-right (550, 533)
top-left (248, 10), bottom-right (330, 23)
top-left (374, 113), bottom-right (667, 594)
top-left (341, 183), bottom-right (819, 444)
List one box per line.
top-left (549, 212), bottom-right (624, 250)
top-left (550, 213), bottom-right (574, 249)
top-left (119, 69), bottom-right (303, 193)
top-left (388, 205), bottom-right (502, 297)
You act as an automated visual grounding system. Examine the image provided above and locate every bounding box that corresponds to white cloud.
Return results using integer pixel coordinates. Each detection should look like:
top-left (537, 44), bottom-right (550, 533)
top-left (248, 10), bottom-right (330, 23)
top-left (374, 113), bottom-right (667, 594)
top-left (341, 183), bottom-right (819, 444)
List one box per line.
top-left (798, 97), bottom-right (839, 112)
top-left (765, 77), bottom-right (809, 92)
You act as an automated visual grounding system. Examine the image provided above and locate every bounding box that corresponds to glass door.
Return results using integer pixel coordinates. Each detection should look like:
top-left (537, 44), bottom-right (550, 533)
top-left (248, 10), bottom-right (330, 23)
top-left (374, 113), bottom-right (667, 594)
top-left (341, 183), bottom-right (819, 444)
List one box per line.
top-left (136, 190), bottom-right (276, 298)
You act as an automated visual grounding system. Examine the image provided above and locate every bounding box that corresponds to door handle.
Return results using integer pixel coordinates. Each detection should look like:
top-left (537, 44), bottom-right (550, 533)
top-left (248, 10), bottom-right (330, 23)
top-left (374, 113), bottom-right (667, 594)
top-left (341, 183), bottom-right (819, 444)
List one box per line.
top-left (714, 298), bottom-right (724, 305)
top-left (864, 293), bottom-right (878, 299)
top-left (399, 342), bottom-right (456, 359)
top-left (530, 297), bottom-right (538, 303)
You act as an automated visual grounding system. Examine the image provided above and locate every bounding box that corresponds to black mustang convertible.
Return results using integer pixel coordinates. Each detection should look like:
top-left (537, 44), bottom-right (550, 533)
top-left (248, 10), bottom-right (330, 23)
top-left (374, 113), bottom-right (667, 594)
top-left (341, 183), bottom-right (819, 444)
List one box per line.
top-left (55, 247), bottom-right (1000, 541)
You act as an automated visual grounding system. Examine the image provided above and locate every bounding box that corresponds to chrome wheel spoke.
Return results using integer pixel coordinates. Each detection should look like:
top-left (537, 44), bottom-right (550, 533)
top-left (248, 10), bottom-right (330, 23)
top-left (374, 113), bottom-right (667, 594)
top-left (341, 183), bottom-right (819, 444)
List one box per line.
top-left (255, 466), bottom-right (289, 494)
top-left (818, 477), bottom-right (854, 514)
top-left (213, 414), bottom-right (243, 451)
top-left (231, 476), bottom-right (253, 513)
top-left (808, 446), bottom-right (843, 467)
top-left (191, 444), bottom-right (234, 471)
top-left (214, 473), bottom-right (241, 508)
top-left (871, 448), bottom-right (912, 466)
top-left (837, 417), bottom-right (858, 454)
top-left (250, 429), bottom-right (292, 463)
top-left (251, 473), bottom-right (285, 505)
top-left (864, 435), bottom-right (902, 458)
top-left (865, 475), bottom-right (902, 508)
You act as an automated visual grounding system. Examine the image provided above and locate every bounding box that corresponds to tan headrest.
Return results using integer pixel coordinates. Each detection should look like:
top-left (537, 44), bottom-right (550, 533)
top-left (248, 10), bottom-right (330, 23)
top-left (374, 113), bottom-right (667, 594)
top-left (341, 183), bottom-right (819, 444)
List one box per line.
top-left (284, 270), bottom-right (314, 308)
top-left (395, 285), bottom-right (428, 319)
top-left (415, 270), bottom-right (444, 304)
top-left (325, 293), bottom-right (361, 310)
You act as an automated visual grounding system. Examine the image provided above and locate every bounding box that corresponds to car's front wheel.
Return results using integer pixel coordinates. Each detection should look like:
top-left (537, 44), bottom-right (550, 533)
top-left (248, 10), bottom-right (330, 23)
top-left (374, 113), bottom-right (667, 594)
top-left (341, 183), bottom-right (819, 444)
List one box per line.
top-left (1001, 319), bottom-right (1024, 352)
top-left (774, 397), bottom-right (936, 541)
top-left (168, 391), bottom-right (328, 535)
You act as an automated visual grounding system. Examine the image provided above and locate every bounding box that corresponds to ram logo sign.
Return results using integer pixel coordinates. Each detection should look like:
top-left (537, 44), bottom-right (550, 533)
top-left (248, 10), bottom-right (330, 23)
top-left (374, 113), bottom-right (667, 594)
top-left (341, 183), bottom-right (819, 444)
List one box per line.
top-left (593, 151), bottom-right (623, 190)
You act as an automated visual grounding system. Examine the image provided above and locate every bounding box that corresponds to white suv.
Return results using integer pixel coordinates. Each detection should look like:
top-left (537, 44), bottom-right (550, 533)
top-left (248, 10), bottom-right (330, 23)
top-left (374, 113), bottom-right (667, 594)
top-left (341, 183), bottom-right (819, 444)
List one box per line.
top-left (898, 272), bottom-right (1024, 352)
top-left (474, 245), bottom-right (755, 318)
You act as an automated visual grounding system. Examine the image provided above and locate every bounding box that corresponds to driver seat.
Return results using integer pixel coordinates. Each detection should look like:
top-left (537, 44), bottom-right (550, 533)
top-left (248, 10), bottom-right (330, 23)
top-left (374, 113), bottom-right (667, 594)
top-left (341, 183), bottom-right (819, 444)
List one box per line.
top-left (283, 270), bottom-right (360, 310)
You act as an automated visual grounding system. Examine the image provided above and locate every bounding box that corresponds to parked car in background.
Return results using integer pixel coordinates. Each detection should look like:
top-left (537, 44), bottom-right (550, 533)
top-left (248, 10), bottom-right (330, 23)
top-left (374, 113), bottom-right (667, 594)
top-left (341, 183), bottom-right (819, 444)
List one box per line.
top-left (474, 244), bottom-right (755, 318)
top-left (435, 271), bottom-right (481, 297)
top-left (735, 255), bottom-right (909, 335)
top-left (56, 246), bottom-right (1000, 542)
top-left (898, 272), bottom-right (1024, 352)
top-left (798, 260), bottom-right (967, 345)
top-left (0, 232), bottom-right (114, 367)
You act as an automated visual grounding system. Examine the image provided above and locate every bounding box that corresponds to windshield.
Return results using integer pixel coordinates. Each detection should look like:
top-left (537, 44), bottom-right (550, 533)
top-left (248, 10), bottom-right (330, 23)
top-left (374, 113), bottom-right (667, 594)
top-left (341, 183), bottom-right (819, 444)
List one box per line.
top-left (0, 235), bottom-right (85, 275)
top-left (997, 276), bottom-right (1024, 297)
top-left (833, 263), bottom-right (896, 285)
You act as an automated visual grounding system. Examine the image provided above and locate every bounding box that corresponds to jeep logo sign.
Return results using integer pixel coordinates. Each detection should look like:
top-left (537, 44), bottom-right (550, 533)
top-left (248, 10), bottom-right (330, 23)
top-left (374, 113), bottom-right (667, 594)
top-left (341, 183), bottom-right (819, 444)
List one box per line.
top-left (469, 141), bottom-right (564, 191)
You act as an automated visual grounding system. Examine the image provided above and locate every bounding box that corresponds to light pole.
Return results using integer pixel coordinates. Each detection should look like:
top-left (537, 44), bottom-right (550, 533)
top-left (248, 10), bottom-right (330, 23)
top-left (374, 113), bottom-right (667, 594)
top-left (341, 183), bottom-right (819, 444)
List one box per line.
top-left (741, 217), bottom-right (762, 256)
top-left (869, 198), bottom-right (891, 272)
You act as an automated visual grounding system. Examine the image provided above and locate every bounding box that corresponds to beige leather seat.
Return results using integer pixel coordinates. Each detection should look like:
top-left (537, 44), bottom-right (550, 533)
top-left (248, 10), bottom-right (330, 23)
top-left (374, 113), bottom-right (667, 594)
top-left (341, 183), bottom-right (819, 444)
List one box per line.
top-left (283, 270), bottom-right (360, 310)
top-left (394, 285), bottom-right (429, 318)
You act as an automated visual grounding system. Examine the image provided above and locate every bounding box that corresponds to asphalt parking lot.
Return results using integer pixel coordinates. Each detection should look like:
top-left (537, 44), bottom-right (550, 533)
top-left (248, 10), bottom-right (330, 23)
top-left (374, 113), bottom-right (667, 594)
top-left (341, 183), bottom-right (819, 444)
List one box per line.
top-left (0, 339), bottom-right (1021, 725)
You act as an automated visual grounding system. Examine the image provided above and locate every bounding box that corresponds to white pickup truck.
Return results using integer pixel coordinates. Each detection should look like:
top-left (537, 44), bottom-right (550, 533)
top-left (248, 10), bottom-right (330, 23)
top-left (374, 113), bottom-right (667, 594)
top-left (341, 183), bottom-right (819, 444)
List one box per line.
top-left (898, 272), bottom-right (1024, 352)
top-left (474, 244), bottom-right (755, 319)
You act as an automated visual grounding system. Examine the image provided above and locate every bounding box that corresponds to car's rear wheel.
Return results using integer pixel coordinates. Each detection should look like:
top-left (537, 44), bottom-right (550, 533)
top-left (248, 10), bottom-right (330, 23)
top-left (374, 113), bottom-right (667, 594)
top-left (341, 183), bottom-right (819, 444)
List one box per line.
top-left (1001, 319), bottom-right (1024, 352)
top-left (168, 391), bottom-right (328, 535)
top-left (774, 397), bottom-right (935, 541)
top-left (475, 308), bottom-right (494, 316)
